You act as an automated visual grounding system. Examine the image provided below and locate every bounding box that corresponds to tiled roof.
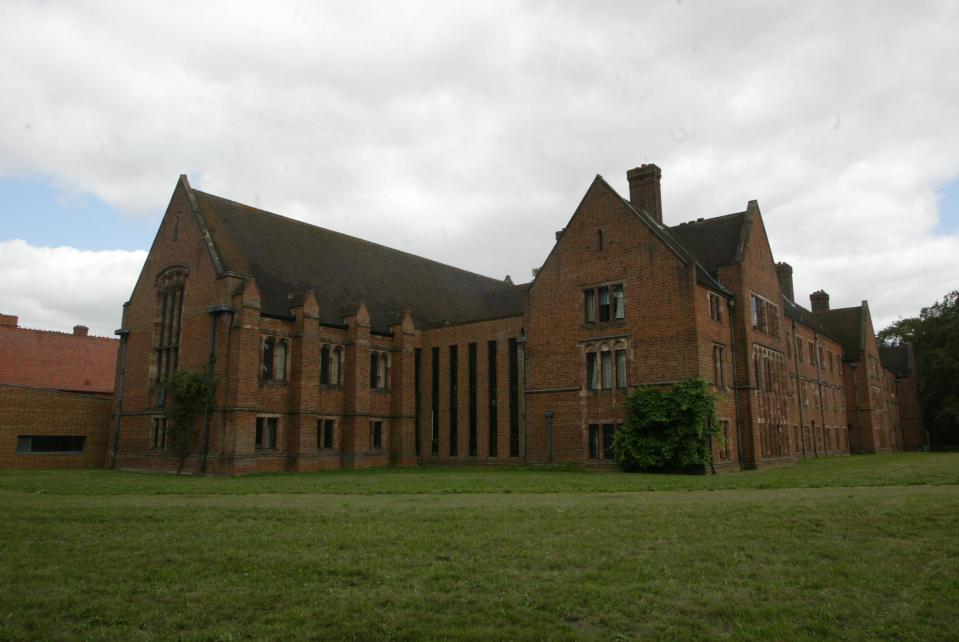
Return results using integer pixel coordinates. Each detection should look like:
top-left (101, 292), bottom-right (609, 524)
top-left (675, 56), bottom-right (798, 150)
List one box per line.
top-left (879, 344), bottom-right (912, 376)
top-left (0, 325), bottom-right (118, 394)
top-left (782, 297), bottom-right (842, 343)
top-left (813, 305), bottom-right (866, 359)
top-left (191, 189), bottom-right (526, 332)
top-left (668, 212), bottom-right (748, 276)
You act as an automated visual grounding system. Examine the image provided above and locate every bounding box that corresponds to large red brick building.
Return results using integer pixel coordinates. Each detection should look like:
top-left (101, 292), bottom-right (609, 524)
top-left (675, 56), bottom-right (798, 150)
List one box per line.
top-left (0, 315), bottom-right (118, 468)
top-left (109, 165), bottom-right (923, 474)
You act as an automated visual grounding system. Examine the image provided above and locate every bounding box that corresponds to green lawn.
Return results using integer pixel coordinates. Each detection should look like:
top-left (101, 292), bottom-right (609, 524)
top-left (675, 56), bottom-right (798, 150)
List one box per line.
top-left (2, 454), bottom-right (958, 640)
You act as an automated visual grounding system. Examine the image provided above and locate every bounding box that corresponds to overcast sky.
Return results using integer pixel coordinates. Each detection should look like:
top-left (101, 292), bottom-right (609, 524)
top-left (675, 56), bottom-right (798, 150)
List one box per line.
top-left (1, 1), bottom-right (957, 337)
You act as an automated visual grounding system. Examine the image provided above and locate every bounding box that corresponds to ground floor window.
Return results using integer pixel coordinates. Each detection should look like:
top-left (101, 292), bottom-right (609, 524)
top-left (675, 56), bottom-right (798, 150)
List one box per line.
top-left (318, 419), bottom-right (334, 450)
top-left (718, 420), bottom-right (732, 460)
top-left (255, 417), bottom-right (278, 450)
top-left (371, 420), bottom-right (383, 451)
top-left (152, 416), bottom-right (167, 450)
top-left (16, 435), bottom-right (85, 454)
top-left (588, 424), bottom-right (600, 459)
top-left (602, 424), bottom-right (616, 460)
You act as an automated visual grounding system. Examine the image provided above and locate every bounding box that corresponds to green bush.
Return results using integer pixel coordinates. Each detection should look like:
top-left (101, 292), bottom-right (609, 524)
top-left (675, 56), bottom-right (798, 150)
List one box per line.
top-left (163, 370), bottom-right (213, 474)
top-left (613, 378), bottom-right (721, 471)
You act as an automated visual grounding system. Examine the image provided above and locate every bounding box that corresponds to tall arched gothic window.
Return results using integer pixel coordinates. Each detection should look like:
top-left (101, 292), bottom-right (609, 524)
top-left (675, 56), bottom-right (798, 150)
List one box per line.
top-left (154, 267), bottom-right (187, 406)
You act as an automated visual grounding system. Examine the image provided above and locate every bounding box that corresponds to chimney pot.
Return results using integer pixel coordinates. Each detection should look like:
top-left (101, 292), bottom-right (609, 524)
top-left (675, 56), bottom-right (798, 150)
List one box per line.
top-left (775, 262), bottom-right (794, 301)
top-left (73, 325), bottom-right (89, 337)
top-left (810, 290), bottom-right (830, 313)
top-left (626, 163), bottom-right (663, 225)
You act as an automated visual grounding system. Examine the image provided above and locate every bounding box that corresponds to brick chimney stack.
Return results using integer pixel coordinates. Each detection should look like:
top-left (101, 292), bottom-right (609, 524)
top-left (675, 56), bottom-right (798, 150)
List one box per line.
top-left (810, 290), bottom-right (830, 313)
top-left (626, 163), bottom-right (663, 225)
top-left (73, 325), bottom-right (89, 337)
top-left (0, 314), bottom-right (18, 328)
top-left (775, 262), bottom-right (794, 301)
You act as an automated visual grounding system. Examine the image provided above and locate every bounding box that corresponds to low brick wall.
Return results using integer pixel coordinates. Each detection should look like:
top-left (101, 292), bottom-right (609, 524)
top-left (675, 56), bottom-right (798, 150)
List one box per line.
top-left (0, 384), bottom-right (112, 468)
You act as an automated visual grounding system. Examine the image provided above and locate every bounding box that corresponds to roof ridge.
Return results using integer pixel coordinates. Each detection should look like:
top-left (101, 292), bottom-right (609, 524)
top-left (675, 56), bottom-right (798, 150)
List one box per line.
top-left (667, 210), bottom-right (747, 228)
top-left (193, 189), bottom-right (511, 289)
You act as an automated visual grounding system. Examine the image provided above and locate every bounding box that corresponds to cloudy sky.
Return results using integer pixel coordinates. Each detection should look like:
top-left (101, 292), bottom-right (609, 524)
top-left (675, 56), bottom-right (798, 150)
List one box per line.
top-left (1, 1), bottom-right (957, 336)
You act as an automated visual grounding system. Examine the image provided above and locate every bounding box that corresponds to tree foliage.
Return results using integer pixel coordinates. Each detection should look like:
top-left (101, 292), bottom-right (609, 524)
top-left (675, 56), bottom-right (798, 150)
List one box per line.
top-left (163, 370), bottom-right (213, 474)
top-left (613, 378), bottom-right (721, 471)
top-left (879, 291), bottom-right (959, 448)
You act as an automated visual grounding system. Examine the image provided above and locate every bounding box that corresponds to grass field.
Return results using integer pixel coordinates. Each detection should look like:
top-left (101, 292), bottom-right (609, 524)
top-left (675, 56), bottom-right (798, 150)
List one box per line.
top-left (2, 453), bottom-right (958, 640)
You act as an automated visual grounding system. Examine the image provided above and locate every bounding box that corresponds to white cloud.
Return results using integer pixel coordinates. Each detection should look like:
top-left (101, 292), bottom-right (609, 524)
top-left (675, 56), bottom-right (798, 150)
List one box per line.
top-left (0, 240), bottom-right (145, 336)
top-left (1, 0), bottom-right (958, 330)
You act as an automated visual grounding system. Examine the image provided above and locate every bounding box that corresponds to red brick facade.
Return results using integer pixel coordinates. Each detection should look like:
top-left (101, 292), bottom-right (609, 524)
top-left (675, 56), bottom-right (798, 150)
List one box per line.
top-left (0, 316), bottom-right (117, 467)
top-left (109, 167), bottom-right (923, 474)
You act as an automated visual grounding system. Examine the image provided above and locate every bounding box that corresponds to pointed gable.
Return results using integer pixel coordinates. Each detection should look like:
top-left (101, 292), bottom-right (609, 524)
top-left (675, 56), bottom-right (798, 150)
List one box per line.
top-left (668, 211), bottom-right (748, 276)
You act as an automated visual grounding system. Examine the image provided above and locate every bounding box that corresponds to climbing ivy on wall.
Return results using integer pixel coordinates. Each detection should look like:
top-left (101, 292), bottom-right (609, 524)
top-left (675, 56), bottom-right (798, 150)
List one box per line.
top-left (164, 370), bottom-right (213, 474)
top-left (613, 378), bottom-right (721, 472)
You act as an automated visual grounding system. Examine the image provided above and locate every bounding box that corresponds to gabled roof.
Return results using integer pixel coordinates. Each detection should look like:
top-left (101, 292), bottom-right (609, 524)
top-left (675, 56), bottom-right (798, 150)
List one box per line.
top-left (667, 211), bottom-right (748, 276)
top-left (189, 188), bottom-right (526, 331)
top-left (879, 344), bottom-right (912, 376)
top-left (813, 304), bottom-right (867, 359)
top-left (782, 297), bottom-right (842, 343)
top-left (0, 325), bottom-right (118, 394)
top-left (595, 177), bottom-right (732, 297)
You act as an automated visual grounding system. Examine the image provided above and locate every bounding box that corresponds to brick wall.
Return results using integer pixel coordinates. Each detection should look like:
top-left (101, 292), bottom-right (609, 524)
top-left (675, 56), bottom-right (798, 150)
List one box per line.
top-left (0, 384), bottom-right (111, 468)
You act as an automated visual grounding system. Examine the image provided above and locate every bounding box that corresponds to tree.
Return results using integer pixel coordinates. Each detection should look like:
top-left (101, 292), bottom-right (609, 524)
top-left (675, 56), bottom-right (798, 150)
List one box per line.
top-left (877, 316), bottom-right (921, 346)
top-left (613, 378), bottom-right (721, 471)
top-left (163, 370), bottom-right (213, 474)
top-left (880, 291), bottom-right (959, 448)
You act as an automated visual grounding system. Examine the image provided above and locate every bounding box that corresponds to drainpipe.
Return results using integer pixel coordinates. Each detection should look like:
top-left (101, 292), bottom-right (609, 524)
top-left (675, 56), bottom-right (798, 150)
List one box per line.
top-left (201, 304), bottom-right (234, 474)
top-left (110, 329), bottom-right (131, 469)
top-left (850, 361), bottom-right (864, 454)
top-left (791, 320), bottom-right (806, 458)
top-left (814, 332), bottom-right (828, 457)
top-left (726, 299), bottom-right (745, 468)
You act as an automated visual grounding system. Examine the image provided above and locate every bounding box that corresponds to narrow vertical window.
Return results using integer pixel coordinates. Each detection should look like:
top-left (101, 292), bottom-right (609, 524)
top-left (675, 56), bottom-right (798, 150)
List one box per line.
top-left (808, 342), bottom-right (816, 366)
top-left (588, 424), bottom-right (600, 459)
top-left (598, 287), bottom-right (610, 322)
top-left (330, 346), bottom-right (343, 386)
top-left (818, 346), bottom-right (824, 368)
top-left (468, 342), bottom-right (477, 456)
top-left (414, 348), bottom-right (422, 456)
top-left (431, 347), bottom-right (439, 456)
top-left (320, 345), bottom-right (330, 385)
top-left (262, 338), bottom-right (275, 381)
top-left (255, 417), bottom-right (264, 449)
top-left (379, 353), bottom-right (389, 389)
top-left (449, 345), bottom-right (458, 456)
top-left (371, 421), bottom-right (383, 450)
top-left (584, 289), bottom-right (596, 323)
top-left (602, 424), bottom-right (615, 459)
top-left (612, 284), bottom-right (624, 320)
top-left (370, 352), bottom-right (379, 389)
top-left (488, 340), bottom-right (498, 457)
top-left (713, 345), bottom-right (725, 388)
top-left (586, 352), bottom-right (598, 391)
top-left (754, 352), bottom-right (762, 391)
top-left (601, 350), bottom-right (612, 390)
top-left (267, 418), bottom-right (277, 449)
top-left (797, 337), bottom-right (803, 363)
top-left (615, 349), bottom-right (627, 389)
top-left (153, 268), bottom-right (186, 406)
top-left (508, 338), bottom-right (519, 458)
top-left (597, 228), bottom-right (604, 250)
top-left (764, 355), bottom-right (772, 392)
top-left (276, 340), bottom-right (288, 382)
